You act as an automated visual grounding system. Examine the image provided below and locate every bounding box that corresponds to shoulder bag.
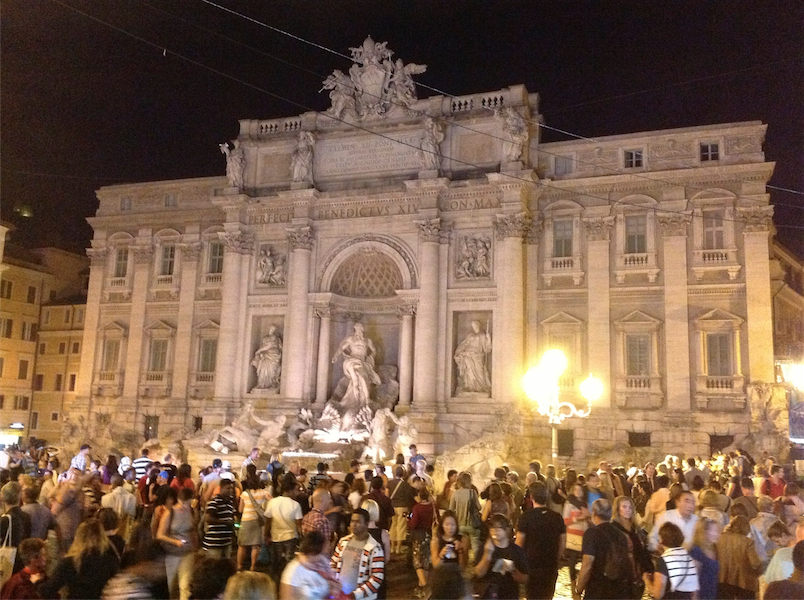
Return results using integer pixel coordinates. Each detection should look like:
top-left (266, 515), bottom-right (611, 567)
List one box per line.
top-left (247, 490), bottom-right (266, 527)
top-left (0, 515), bottom-right (17, 589)
top-left (468, 489), bottom-right (483, 529)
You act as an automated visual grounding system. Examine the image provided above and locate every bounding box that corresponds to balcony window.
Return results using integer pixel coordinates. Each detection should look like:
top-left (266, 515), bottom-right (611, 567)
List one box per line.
top-left (0, 280), bottom-right (12, 300)
top-left (198, 339), bottom-right (218, 374)
top-left (1, 319), bottom-right (12, 338)
top-left (114, 248), bottom-right (129, 278)
top-left (706, 333), bottom-right (732, 377)
top-left (149, 339), bottom-right (168, 372)
top-left (102, 339), bottom-right (121, 372)
top-left (625, 215), bottom-right (647, 254)
top-left (703, 209), bottom-right (725, 250)
top-left (553, 219), bottom-right (573, 258)
top-left (626, 334), bottom-right (650, 377)
top-left (208, 242), bottom-right (224, 274)
top-left (160, 246), bottom-right (176, 276)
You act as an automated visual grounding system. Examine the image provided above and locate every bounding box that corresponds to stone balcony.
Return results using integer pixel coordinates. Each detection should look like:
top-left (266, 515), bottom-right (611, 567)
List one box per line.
top-left (692, 248), bottom-right (741, 281)
top-left (614, 252), bottom-right (660, 283)
top-left (542, 255), bottom-right (584, 286)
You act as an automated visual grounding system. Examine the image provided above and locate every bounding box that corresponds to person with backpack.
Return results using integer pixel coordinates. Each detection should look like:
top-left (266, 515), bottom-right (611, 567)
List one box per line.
top-left (643, 522), bottom-right (700, 599)
top-left (545, 464), bottom-right (566, 514)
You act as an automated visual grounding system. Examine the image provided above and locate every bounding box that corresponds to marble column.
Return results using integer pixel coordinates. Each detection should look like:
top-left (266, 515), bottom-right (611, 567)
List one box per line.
top-left (171, 242), bottom-right (201, 398)
top-left (584, 217), bottom-right (614, 408)
top-left (525, 219), bottom-right (543, 366)
top-left (397, 304), bottom-right (416, 406)
top-left (493, 213), bottom-right (530, 404)
top-left (282, 226), bottom-right (314, 402)
top-left (314, 307), bottom-right (331, 404)
top-left (75, 247), bottom-right (107, 398)
top-left (739, 206), bottom-right (775, 382)
top-left (413, 218), bottom-right (441, 407)
top-left (214, 232), bottom-right (251, 400)
top-left (659, 214), bottom-right (693, 410)
top-left (122, 244), bottom-right (154, 398)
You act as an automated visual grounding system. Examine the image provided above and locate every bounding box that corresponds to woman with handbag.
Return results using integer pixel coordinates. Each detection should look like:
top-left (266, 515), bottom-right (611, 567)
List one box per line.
top-left (448, 471), bottom-right (482, 564)
top-left (236, 466), bottom-right (270, 572)
top-left (156, 487), bottom-right (198, 599)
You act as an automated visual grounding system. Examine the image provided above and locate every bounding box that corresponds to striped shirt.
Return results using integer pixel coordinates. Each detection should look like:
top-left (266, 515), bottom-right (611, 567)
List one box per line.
top-left (331, 533), bottom-right (384, 600)
top-left (132, 456), bottom-right (153, 480)
top-left (203, 494), bottom-right (236, 549)
top-left (660, 547), bottom-right (699, 594)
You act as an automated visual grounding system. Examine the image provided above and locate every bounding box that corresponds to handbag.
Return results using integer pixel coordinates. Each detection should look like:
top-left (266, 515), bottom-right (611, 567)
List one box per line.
top-left (469, 489), bottom-right (483, 529)
top-left (0, 515), bottom-right (17, 589)
top-left (247, 490), bottom-right (266, 527)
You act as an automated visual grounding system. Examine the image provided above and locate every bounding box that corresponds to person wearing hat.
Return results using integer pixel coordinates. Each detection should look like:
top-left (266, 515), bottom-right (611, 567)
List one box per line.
top-left (69, 444), bottom-right (91, 473)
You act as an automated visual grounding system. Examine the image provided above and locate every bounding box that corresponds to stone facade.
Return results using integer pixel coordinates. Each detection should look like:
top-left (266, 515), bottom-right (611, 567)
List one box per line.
top-left (66, 44), bottom-right (789, 465)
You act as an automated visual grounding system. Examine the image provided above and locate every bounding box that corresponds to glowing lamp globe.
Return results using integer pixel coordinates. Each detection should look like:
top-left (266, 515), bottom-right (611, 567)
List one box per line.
top-left (579, 374), bottom-right (604, 403)
top-left (539, 349), bottom-right (568, 378)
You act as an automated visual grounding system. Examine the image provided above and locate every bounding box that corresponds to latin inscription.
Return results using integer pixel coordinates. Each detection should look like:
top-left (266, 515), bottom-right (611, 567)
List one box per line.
top-left (315, 203), bottom-right (420, 220)
top-left (443, 197), bottom-right (500, 211)
top-left (247, 212), bottom-right (294, 225)
top-left (315, 132), bottom-right (422, 178)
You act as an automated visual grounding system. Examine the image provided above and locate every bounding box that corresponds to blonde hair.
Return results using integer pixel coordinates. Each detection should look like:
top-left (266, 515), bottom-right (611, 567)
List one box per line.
top-left (692, 516), bottom-right (719, 553)
top-left (223, 571), bottom-right (275, 600)
top-left (698, 489), bottom-right (721, 510)
top-left (66, 519), bottom-right (110, 572)
top-left (360, 498), bottom-right (380, 524)
top-left (611, 496), bottom-right (636, 527)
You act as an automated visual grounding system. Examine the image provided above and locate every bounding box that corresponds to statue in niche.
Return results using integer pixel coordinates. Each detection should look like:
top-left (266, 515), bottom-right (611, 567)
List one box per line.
top-left (257, 246), bottom-right (286, 286)
top-left (251, 325), bottom-right (282, 390)
top-left (290, 131), bottom-right (315, 184)
top-left (419, 117), bottom-right (444, 171)
top-left (331, 322), bottom-right (381, 406)
top-left (454, 320), bottom-right (492, 395)
top-left (219, 140), bottom-right (245, 189)
top-left (495, 107), bottom-right (528, 163)
top-left (456, 235), bottom-right (492, 279)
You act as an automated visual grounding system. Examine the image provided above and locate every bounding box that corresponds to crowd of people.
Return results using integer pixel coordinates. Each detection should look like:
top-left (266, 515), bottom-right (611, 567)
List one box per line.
top-left (2, 441), bottom-right (804, 600)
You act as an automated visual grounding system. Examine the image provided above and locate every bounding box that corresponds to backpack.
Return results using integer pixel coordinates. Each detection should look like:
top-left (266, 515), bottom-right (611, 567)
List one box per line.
top-left (548, 477), bottom-right (565, 505)
top-left (600, 524), bottom-right (632, 582)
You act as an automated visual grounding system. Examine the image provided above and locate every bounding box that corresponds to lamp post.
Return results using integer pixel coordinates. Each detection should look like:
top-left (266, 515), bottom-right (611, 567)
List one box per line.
top-left (522, 349), bottom-right (604, 461)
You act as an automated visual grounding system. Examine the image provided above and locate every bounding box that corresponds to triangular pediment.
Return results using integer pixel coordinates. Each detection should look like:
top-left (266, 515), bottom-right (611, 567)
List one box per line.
top-left (99, 321), bottom-right (127, 334)
top-left (615, 310), bottom-right (661, 326)
top-left (194, 319), bottom-right (220, 332)
top-left (694, 308), bottom-right (744, 325)
top-left (144, 320), bottom-right (175, 334)
top-left (541, 311), bottom-right (584, 326)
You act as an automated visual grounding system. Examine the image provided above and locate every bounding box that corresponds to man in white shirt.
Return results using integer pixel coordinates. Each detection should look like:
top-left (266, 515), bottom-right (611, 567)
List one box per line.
top-left (240, 447), bottom-right (260, 480)
top-left (649, 490), bottom-right (698, 551)
top-left (101, 475), bottom-right (137, 534)
top-left (264, 479), bottom-right (303, 584)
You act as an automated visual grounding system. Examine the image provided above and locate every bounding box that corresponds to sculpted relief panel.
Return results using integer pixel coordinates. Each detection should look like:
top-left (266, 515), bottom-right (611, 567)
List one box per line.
top-left (256, 244), bottom-right (287, 287)
top-left (455, 233), bottom-right (492, 280)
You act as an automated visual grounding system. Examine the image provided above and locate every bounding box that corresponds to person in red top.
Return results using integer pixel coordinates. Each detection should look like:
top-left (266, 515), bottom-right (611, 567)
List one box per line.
top-left (762, 465), bottom-right (787, 498)
top-left (0, 538), bottom-right (49, 600)
top-left (408, 488), bottom-right (437, 598)
top-left (170, 463), bottom-right (196, 493)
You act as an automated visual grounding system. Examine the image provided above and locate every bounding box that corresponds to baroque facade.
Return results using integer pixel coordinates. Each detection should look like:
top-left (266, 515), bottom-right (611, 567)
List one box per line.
top-left (69, 41), bottom-right (787, 461)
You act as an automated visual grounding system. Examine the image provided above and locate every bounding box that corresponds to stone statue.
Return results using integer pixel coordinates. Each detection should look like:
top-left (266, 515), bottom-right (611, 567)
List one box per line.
top-left (456, 235), bottom-right (492, 279)
top-left (257, 247), bottom-right (286, 286)
top-left (495, 107), bottom-right (528, 163)
top-left (331, 322), bottom-right (381, 406)
top-left (391, 414), bottom-right (418, 459)
top-left (321, 70), bottom-right (355, 119)
top-left (219, 140), bottom-right (245, 189)
top-left (364, 407), bottom-right (395, 462)
top-left (291, 131), bottom-right (315, 184)
top-left (251, 325), bottom-right (282, 390)
top-left (389, 58), bottom-right (427, 106)
top-left (419, 117), bottom-right (444, 171)
top-left (454, 320), bottom-right (492, 395)
top-left (286, 408), bottom-right (314, 447)
top-left (250, 412), bottom-right (287, 450)
top-left (375, 365), bottom-right (400, 410)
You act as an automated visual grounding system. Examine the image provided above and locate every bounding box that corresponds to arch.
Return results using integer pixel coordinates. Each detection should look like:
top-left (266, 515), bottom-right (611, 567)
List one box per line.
top-left (107, 231), bottom-right (135, 244)
top-left (689, 188), bottom-right (737, 202)
top-left (541, 198), bottom-right (585, 213)
top-left (611, 194), bottom-right (659, 213)
top-left (153, 227), bottom-right (182, 241)
top-left (318, 234), bottom-right (418, 292)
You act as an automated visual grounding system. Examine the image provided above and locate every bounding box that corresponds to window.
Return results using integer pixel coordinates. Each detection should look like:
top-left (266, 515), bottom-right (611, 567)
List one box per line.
top-left (709, 434), bottom-right (734, 455)
top-left (51, 412), bottom-right (59, 422)
top-left (1, 319), bottom-right (12, 338)
top-left (58, 342), bottom-right (66, 354)
top-left (553, 219), bottom-right (573, 258)
top-left (160, 246), bottom-right (176, 276)
top-left (557, 429), bottom-right (574, 457)
top-left (0, 395), bottom-right (4, 409)
top-left (0, 357), bottom-right (3, 377)
top-left (54, 374), bottom-right (63, 391)
top-left (63, 309), bottom-right (71, 324)
top-left (624, 149), bottom-right (643, 168)
top-left (702, 209), bottom-right (724, 250)
top-left (198, 339), bottom-right (218, 373)
top-left (13, 396), bottom-right (29, 410)
top-left (144, 415), bottom-right (159, 441)
top-left (68, 373), bottom-right (76, 391)
top-left (208, 242), bottom-right (224, 274)
top-left (75, 309), bottom-right (84, 324)
top-left (18, 360), bottom-right (29, 379)
top-left (624, 215), bottom-right (647, 254)
top-left (21, 322), bottom-right (35, 341)
top-left (626, 334), bottom-right (651, 376)
top-left (706, 333), bottom-right (732, 376)
top-left (120, 197), bottom-right (132, 211)
top-left (42, 309), bottom-right (50, 325)
top-left (700, 143), bottom-right (719, 162)
top-left (193, 416), bottom-right (203, 432)
top-left (102, 339), bottom-right (121, 372)
top-left (554, 155), bottom-right (574, 176)
top-left (165, 193), bottom-right (177, 207)
top-left (72, 342), bottom-right (80, 354)
top-left (30, 412), bottom-right (38, 430)
top-left (628, 432), bottom-right (651, 447)
top-left (149, 339), bottom-right (168, 372)
top-left (0, 280), bottom-right (12, 299)
top-left (26, 286), bottom-right (37, 304)
top-left (39, 343), bottom-right (46, 355)
top-left (33, 374), bottom-right (44, 391)
top-left (114, 248), bottom-right (129, 278)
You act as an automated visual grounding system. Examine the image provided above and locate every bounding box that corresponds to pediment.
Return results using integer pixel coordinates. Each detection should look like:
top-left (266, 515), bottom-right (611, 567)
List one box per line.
top-left (154, 228), bottom-right (182, 240)
top-left (694, 308), bottom-right (744, 325)
top-left (615, 310), bottom-right (661, 326)
top-left (690, 188), bottom-right (737, 202)
top-left (194, 319), bottom-right (220, 332)
top-left (543, 198), bottom-right (584, 213)
top-left (541, 311), bottom-right (584, 326)
top-left (144, 320), bottom-right (176, 334)
top-left (99, 321), bottom-right (127, 334)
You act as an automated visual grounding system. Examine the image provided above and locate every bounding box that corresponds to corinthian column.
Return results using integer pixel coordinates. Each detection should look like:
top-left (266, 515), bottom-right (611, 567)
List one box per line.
top-left (413, 218), bottom-right (441, 407)
top-left (314, 307), bottom-right (331, 404)
top-left (583, 216), bottom-right (614, 408)
top-left (493, 213), bottom-right (530, 404)
top-left (282, 226), bottom-right (314, 402)
top-left (214, 232), bottom-right (251, 400)
top-left (122, 244), bottom-right (153, 399)
top-left (172, 242), bottom-right (201, 397)
top-left (397, 304), bottom-right (416, 406)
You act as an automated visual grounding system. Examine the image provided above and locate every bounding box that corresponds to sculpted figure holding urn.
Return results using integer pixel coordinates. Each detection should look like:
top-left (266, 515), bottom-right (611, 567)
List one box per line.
top-left (291, 131), bottom-right (315, 184)
top-left (332, 322), bottom-right (381, 406)
top-left (454, 320), bottom-right (492, 395)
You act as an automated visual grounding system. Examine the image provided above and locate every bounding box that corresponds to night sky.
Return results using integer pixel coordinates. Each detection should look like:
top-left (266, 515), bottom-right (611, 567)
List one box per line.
top-left (2, 1), bottom-right (802, 255)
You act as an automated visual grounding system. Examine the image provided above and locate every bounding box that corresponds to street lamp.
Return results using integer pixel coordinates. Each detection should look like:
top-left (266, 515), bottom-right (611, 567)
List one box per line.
top-left (522, 349), bottom-right (604, 461)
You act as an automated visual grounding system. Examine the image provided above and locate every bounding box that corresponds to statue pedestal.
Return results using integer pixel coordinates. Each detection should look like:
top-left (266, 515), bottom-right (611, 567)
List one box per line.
top-left (418, 169), bottom-right (440, 179)
top-left (500, 161), bottom-right (524, 172)
top-left (290, 181), bottom-right (313, 191)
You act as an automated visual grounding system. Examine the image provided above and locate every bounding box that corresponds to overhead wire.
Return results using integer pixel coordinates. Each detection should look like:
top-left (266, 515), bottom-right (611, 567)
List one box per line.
top-left (47, 0), bottom-right (804, 231)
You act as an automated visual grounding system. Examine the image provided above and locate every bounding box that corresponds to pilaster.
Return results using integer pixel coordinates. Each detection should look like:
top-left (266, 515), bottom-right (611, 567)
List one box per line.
top-left (583, 217), bottom-right (614, 408)
top-left (314, 307), bottom-right (332, 404)
top-left (397, 304), bottom-right (416, 407)
top-left (412, 217), bottom-right (441, 407)
top-left (122, 244), bottom-right (153, 399)
top-left (172, 242), bottom-right (200, 400)
top-left (282, 225), bottom-right (314, 402)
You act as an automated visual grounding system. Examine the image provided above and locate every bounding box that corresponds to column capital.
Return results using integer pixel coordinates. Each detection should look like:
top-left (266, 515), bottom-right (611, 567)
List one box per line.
top-left (218, 231), bottom-right (253, 254)
top-left (87, 247), bottom-right (108, 266)
top-left (287, 226), bottom-right (315, 251)
top-left (314, 306), bottom-right (332, 319)
top-left (526, 216), bottom-right (544, 245)
top-left (414, 217), bottom-right (442, 243)
top-left (737, 205), bottom-right (774, 232)
top-left (583, 216), bottom-right (614, 242)
top-left (658, 212), bottom-right (692, 237)
top-left (494, 212), bottom-right (531, 241)
top-left (397, 303), bottom-right (417, 318)
top-left (179, 242), bottom-right (202, 262)
top-left (132, 244), bottom-right (154, 264)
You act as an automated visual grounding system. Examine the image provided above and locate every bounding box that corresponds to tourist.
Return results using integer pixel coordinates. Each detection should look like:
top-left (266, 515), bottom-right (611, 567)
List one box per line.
top-left (202, 473), bottom-right (236, 558)
top-left (764, 540), bottom-right (804, 599)
top-left (408, 445), bottom-right (425, 470)
top-left (149, 477), bottom-right (174, 538)
top-left (0, 538), bottom-right (49, 599)
top-left (20, 485), bottom-right (54, 543)
top-left (42, 519), bottom-right (120, 599)
top-left (100, 455), bottom-right (118, 488)
top-left (411, 459), bottom-right (433, 490)
top-left (156, 486), bottom-right (197, 598)
top-left (408, 487), bottom-right (436, 598)
top-left (761, 519), bottom-right (804, 596)
top-left (50, 468), bottom-right (85, 553)
top-left (81, 472), bottom-right (104, 518)
top-left (752, 466), bottom-right (768, 497)
top-left (170, 464), bottom-right (196, 493)
top-left (780, 483), bottom-right (804, 526)
top-left (131, 449), bottom-right (153, 481)
top-left (690, 516), bottom-right (720, 600)
top-left (366, 477), bottom-right (393, 532)
top-left (672, 468), bottom-right (689, 492)
top-left (301, 489), bottom-right (332, 546)
top-left (563, 482), bottom-right (591, 597)
top-left (280, 530), bottom-right (339, 600)
top-left (308, 462), bottom-right (330, 496)
top-left (650, 490), bottom-right (698, 552)
top-left (643, 522), bottom-right (700, 600)
top-left (188, 555), bottom-right (236, 600)
top-left (96, 508), bottom-right (125, 560)
top-left (428, 563), bottom-right (466, 600)
top-left (474, 513), bottom-right (527, 600)
top-left (222, 571), bottom-right (275, 600)
top-left (348, 478), bottom-right (367, 511)
top-left (761, 466), bottom-right (786, 499)
top-left (387, 466), bottom-right (415, 556)
top-left (264, 478), bottom-right (303, 584)
top-left (331, 508), bottom-right (385, 600)
top-left (2, 483), bottom-right (30, 561)
top-left (431, 510), bottom-right (467, 570)
top-left (239, 448), bottom-right (260, 481)
top-left (585, 472), bottom-right (605, 506)
top-left (480, 468), bottom-right (507, 500)
top-left (545, 464), bottom-right (565, 514)
top-left (361, 499), bottom-right (390, 599)
top-left (448, 471), bottom-right (481, 563)
top-left (611, 495), bottom-right (653, 598)
top-left (515, 481), bottom-right (566, 599)
top-left (437, 470), bottom-right (458, 514)
top-left (752, 496), bottom-right (783, 557)
top-left (328, 480), bottom-right (350, 539)
top-left (575, 498), bottom-right (633, 599)
top-left (481, 482), bottom-right (510, 525)
top-left (100, 475), bottom-right (136, 540)
top-left (69, 444), bottom-right (91, 473)
top-left (684, 458), bottom-right (706, 488)
top-left (237, 464), bottom-right (270, 572)
top-left (718, 514), bottom-right (763, 598)
top-left (697, 489), bottom-right (729, 529)
top-left (644, 474), bottom-right (671, 530)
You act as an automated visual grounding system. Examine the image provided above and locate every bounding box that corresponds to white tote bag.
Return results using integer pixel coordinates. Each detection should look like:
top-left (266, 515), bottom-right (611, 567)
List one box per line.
top-left (0, 515), bottom-right (17, 589)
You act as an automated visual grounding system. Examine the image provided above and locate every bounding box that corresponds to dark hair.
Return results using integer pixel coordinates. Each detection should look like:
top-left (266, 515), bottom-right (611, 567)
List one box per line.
top-left (317, 462), bottom-right (327, 472)
top-left (488, 483), bottom-right (502, 502)
top-left (396, 454), bottom-right (405, 464)
top-left (687, 457), bottom-right (696, 467)
top-left (344, 472), bottom-right (355, 487)
top-left (190, 556), bottom-right (236, 600)
top-left (659, 522), bottom-right (685, 548)
top-left (22, 485), bottom-right (38, 503)
top-left (494, 467), bottom-right (507, 480)
top-left (395, 466), bottom-right (405, 478)
top-left (352, 508), bottom-right (370, 524)
top-left (487, 513), bottom-right (511, 530)
top-left (299, 530), bottom-right (327, 555)
top-left (281, 479), bottom-right (297, 495)
top-left (18, 538), bottom-right (45, 566)
top-left (371, 476), bottom-right (384, 491)
top-left (447, 469), bottom-right (458, 479)
top-left (529, 481), bottom-right (549, 506)
top-left (96, 507), bottom-right (119, 531)
top-left (141, 449), bottom-right (149, 457)
top-left (429, 563), bottom-right (465, 600)
top-left (418, 487), bottom-right (431, 501)
top-left (212, 458), bottom-right (222, 468)
top-left (729, 503), bottom-right (749, 518)
top-left (656, 474), bottom-right (670, 488)
top-left (793, 541), bottom-right (804, 571)
top-left (178, 463), bottom-right (192, 479)
top-left (350, 459), bottom-right (360, 467)
top-left (740, 477), bottom-right (754, 490)
top-left (178, 487), bottom-right (194, 503)
top-left (691, 475), bottom-right (705, 491)
top-left (363, 469), bottom-right (374, 481)
top-left (437, 510), bottom-right (459, 538)
top-left (768, 520), bottom-right (791, 540)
